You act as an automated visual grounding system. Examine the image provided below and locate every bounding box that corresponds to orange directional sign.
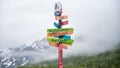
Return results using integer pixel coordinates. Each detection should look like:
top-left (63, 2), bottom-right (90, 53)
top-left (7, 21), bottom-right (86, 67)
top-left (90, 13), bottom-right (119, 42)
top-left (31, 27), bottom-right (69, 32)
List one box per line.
top-left (55, 15), bottom-right (68, 20)
top-left (49, 42), bottom-right (68, 49)
top-left (47, 31), bottom-right (73, 37)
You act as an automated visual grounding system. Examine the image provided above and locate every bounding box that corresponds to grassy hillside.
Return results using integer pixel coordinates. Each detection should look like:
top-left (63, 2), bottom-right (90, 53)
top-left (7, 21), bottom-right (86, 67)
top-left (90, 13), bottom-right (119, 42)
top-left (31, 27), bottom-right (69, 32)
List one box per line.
top-left (18, 43), bottom-right (120, 68)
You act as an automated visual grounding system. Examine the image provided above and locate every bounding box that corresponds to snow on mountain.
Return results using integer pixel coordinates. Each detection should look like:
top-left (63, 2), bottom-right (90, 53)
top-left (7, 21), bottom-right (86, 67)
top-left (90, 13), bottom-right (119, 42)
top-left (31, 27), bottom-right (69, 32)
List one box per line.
top-left (0, 37), bottom-right (57, 68)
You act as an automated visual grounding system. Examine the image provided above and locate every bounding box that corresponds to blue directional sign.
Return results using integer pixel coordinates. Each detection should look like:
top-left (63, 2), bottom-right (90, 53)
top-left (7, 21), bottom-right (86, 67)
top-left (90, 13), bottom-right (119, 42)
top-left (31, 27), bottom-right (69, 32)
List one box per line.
top-left (54, 22), bottom-right (59, 28)
top-left (63, 35), bottom-right (71, 40)
top-left (54, 35), bottom-right (71, 40)
top-left (54, 12), bottom-right (58, 16)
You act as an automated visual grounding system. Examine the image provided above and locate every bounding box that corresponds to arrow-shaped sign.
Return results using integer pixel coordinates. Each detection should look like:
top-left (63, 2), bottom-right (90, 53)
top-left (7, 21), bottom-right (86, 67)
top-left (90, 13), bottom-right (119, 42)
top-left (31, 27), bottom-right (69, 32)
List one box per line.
top-left (47, 28), bottom-right (73, 37)
top-left (47, 28), bottom-right (73, 33)
top-left (54, 22), bottom-right (59, 28)
top-left (55, 15), bottom-right (68, 20)
top-left (63, 35), bottom-right (71, 40)
top-left (62, 20), bottom-right (68, 26)
top-left (54, 12), bottom-right (58, 16)
top-left (49, 42), bottom-right (68, 49)
top-left (54, 35), bottom-right (71, 40)
top-left (47, 31), bottom-right (73, 37)
top-left (47, 38), bottom-right (74, 45)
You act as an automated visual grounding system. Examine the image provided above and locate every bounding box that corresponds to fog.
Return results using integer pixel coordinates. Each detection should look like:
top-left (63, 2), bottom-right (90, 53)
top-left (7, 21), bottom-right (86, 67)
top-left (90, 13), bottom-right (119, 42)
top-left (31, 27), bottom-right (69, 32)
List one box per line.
top-left (0, 0), bottom-right (120, 55)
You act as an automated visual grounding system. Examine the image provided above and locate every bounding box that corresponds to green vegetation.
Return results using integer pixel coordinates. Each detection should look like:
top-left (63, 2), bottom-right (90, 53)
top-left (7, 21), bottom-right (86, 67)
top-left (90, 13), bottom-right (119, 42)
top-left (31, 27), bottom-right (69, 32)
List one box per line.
top-left (18, 43), bottom-right (120, 68)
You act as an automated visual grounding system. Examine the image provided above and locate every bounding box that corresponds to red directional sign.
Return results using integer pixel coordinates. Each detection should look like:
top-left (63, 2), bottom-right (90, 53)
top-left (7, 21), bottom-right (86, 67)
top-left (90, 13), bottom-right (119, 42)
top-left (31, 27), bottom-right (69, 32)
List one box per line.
top-left (62, 20), bottom-right (68, 25)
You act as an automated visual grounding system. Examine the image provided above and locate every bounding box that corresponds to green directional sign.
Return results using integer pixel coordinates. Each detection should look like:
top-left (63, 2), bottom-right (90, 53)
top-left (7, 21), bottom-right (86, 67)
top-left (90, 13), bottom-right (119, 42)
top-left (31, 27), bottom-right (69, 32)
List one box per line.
top-left (47, 38), bottom-right (74, 44)
top-left (47, 28), bottom-right (73, 33)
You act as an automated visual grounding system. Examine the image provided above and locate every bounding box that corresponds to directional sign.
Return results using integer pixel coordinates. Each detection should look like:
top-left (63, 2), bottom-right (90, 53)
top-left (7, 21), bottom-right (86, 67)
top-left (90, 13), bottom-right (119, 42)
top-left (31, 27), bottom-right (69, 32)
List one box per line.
top-left (54, 22), bottom-right (59, 28)
top-left (54, 12), bottom-right (58, 16)
top-left (54, 35), bottom-right (71, 40)
top-left (47, 31), bottom-right (73, 37)
top-left (49, 42), bottom-right (68, 49)
top-left (47, 28), bottom-right (73, 33)
top-left (62, 20), bottom-right (68, 26)
top-left (63, 35), bottom-right (71, 40)
top-left (47, 38), bottom-right (74, 44)
top-left (55, 15), bottom-right (68, 20)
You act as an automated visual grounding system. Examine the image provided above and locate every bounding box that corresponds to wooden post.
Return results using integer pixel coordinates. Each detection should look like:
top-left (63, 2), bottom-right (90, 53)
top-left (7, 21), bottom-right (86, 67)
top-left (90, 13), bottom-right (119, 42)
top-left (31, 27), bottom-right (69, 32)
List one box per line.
top-left (58, 43), bottom-right (63, 68)
top-left (58, 13), bottom-right (63, 68)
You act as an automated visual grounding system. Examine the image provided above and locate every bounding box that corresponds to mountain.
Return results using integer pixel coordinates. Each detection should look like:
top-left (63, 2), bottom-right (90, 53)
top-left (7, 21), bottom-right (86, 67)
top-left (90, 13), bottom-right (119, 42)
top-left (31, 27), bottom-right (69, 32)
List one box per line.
top-left (1, 36), bottom-right (119, 68)
top-left (0, 37), bottom-right (57, 68)
top-left (18, 43), bottom-right (120, 68)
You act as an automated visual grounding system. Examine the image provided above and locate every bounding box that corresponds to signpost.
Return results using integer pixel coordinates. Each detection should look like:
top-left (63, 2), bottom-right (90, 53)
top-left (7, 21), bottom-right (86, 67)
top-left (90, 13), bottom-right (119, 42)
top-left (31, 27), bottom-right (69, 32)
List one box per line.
top-left (47, 2), bottom-right (74, 68)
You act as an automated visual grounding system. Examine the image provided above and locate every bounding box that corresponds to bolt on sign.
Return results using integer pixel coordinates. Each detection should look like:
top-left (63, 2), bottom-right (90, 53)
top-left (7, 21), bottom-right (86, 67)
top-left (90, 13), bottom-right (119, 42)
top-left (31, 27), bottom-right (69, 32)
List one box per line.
top-left (46, 1), bottom-right (74, 68)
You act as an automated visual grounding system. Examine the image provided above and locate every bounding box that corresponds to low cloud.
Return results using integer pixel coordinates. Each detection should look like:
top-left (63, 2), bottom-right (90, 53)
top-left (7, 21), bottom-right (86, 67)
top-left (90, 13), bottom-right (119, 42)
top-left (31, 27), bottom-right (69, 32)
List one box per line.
top-left (0, 0), bottom-right (120, 56)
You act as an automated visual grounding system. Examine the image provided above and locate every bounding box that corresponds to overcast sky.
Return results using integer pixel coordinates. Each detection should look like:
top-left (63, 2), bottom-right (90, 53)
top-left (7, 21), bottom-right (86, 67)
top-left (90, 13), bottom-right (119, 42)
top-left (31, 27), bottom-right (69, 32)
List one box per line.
top-left (0, 0), bottom-right (120, 54)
